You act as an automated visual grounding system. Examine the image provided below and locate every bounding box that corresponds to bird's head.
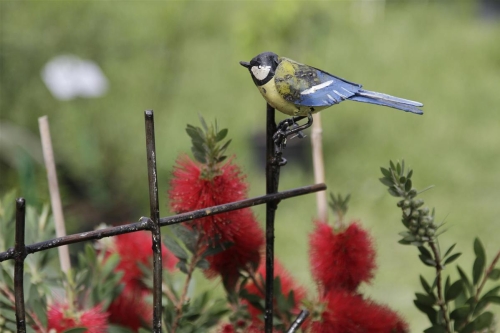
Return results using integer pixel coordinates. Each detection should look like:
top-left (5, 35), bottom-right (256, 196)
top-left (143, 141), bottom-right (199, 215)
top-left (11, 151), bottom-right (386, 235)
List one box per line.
top-left (240, 52), bottom-right (279, 86)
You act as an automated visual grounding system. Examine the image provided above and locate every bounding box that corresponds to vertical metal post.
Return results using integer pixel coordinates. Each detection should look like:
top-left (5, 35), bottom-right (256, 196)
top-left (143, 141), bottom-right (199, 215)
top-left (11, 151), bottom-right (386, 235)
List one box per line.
top-left (144, 110), bottom-right (163, 333)
top-left (265, 103), bottom-right (281, 332)
top-left (14, 198), bottom-right (27, 333)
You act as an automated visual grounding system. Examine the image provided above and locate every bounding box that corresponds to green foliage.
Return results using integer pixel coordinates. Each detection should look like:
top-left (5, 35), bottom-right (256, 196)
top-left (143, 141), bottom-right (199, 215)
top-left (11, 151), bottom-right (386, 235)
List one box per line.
top-left (0, 190), bottom-right (58, 331)
top-left (186, 116), bottom-right (231, 180)
top-left (328, 192), bottom-right (350, 225)
top-left (73, 242), bottom-right (123, 311)
top-left (380, 160), bottom-right (439, 246)
top-left (382, 161), bottom-right (500, 333)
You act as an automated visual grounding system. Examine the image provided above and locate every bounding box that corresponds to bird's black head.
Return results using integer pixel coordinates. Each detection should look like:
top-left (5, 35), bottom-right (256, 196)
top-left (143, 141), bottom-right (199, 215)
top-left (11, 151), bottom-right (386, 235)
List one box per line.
top-left (239, 51), bottom-right (279, 86)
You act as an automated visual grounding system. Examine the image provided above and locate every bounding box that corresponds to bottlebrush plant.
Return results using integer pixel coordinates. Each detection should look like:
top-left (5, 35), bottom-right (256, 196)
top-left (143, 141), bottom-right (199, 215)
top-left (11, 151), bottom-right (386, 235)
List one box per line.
top-left (2, 118), bottom-right (499, 333)
top-left (380, 160), bottom-right (500, 333)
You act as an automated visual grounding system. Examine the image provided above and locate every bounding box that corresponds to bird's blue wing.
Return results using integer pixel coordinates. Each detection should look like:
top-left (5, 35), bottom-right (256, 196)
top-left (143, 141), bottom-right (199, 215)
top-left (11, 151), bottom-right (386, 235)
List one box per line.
top-left (275, 58), bottom-right (363, 107)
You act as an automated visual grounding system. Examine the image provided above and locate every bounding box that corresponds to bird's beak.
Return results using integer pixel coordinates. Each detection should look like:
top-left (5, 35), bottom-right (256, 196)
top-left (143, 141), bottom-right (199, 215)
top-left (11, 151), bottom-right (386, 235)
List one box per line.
top-left (239, 61), bottom-right (251, 69)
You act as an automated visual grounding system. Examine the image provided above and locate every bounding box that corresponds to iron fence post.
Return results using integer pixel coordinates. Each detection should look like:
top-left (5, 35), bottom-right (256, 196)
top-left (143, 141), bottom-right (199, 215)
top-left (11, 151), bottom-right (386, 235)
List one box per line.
top-left (145, 110), bottom-right (163, 333)
top-left (265, 103), bottom-right (281, 332)
top-left (14, 198), bottom-right (27, 333)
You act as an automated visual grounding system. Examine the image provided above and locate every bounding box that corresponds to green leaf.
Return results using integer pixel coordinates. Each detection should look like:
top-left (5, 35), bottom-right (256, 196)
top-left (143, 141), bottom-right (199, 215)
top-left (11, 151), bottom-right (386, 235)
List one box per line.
top-left (405, 179), bottom-right (412, 192)
top-left (62, 328), bottom-right (88, 333)
top-left (420, 275), bottom-right (433, 295)
top-left (418, 246), bottom-right (433, 260)
top-left (444, 252), bottom-right (462, 265)
top-left (488, 268), bottom-right (500, 281)
top-left (176, 260), bottom-right (188, 274)
top-left (170, 224), bottom-right (198, 254)
top-left (215, 128), bottom-right (228, 142)
top-left (419, 254), bottom-right (437, 267)
top-left (390, 160), bottom-right (396, 171)
top-left (201, 241), bottom-right (233, 257)
top-left (163, 235), bottom-right (188, 260)
top-left (198, 114), bottom-right (208, 131)
top-left (473, 238), bottom-right (486, 262)
top-left (457, 265), bottom-right (473, 296)
top-left (380, 167), bottom-right (391, 178)
top-left (450, 305), bottom-right (470, 321)
top-left (445, 280), bottom-right (463, 302)
top-left (443, 243), bottom-right (457, 258)
top-left (414, 300), bottom-right (438, 324)
top-left (195, 259), bottom-right (210, 270)
top-left (483, 285), bottom-right (500, 297)
top-left (473, 311), bottom-right (494, 330)
top-left (415, 292), bottom-right (435, 306)
top-left (423, 326), bottom-right (447, 333)
top-left (472, 256), bottom-right (485, 285)
top-left (379, 177), bottom-right (394, 187)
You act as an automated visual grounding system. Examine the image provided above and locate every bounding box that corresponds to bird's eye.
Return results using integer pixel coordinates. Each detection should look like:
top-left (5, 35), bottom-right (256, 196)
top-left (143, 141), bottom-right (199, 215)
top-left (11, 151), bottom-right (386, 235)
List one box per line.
top-left (258, 65), bottom-right (262, 69)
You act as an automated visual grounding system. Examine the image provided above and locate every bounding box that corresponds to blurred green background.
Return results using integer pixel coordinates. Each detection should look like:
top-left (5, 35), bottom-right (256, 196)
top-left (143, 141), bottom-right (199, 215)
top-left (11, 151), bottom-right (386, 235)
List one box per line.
top-left (1, 1), bottom-right (500, 331)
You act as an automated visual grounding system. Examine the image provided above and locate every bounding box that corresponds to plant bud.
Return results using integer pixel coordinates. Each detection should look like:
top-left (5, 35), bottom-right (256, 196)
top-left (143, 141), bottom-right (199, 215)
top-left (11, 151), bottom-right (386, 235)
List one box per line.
top-left (410, 219), bottom-right (418, 227)
top-left (420, 216), bottom-right (431, 226)
top-left (420, 207), bottom-right (430, 215)
top-left (415, 235), bottom-right (422, 241)
top-left (397, 200), bottom-right (405, 208)
top-left (408, 189), bottom-right (417, 198)
top-left (418, 228), bottom-right (426, 236)
top-left (403, 208), bottom-right (411, 217)
top-left (426, 228), bottom-right (435, 237)
top-left (411, 199), bottom-right (424, 208)
top-left (411, 210), bottom-right (420, 218)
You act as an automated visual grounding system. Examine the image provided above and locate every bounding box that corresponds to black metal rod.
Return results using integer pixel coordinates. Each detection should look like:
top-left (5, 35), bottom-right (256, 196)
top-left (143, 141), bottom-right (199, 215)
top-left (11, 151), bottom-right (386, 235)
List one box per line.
top-left (286, 310), bottom-right (310, 333)
top-left (14, 198), bottom-right (27, 333)
top-left (265, 103), bottom-right (280, 332)
top-left (0, 184), bottom-right (327, 262)
top-left (144, 110), bottom-right (163, 332)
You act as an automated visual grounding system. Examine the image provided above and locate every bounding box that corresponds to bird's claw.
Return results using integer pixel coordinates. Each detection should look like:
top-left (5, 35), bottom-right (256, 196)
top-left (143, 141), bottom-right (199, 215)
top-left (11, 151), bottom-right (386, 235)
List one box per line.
top-left (272, 114), bottom-right (314, 166)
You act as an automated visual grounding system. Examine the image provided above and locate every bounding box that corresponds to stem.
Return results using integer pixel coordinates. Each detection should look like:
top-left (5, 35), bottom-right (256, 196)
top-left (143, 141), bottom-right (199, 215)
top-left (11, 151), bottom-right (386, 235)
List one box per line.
top-left (0, 284), bottom-right (46, 333)
top-left (475, 249), bottom-right (500, 301)
top-left (171, 244), bottom-right (203, 333)
top-left (162, 281), bottom-right (179, 303)
top-left (428, 241), bottom-right (452, 333)
top-left (245, 267), bottom-right (292, 329)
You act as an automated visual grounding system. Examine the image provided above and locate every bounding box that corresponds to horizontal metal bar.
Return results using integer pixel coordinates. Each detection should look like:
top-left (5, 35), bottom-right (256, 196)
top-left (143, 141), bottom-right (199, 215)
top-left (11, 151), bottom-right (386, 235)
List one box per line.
top-left (0, 183), bottom-right (327, 262)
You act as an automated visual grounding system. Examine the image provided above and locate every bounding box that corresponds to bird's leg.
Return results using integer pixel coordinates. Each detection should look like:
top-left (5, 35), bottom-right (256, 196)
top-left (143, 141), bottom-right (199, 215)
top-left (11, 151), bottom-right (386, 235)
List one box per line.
top-left (272, 113), bottom-right (313, 165)
top-left (273, 114), bottom-right (313, 147)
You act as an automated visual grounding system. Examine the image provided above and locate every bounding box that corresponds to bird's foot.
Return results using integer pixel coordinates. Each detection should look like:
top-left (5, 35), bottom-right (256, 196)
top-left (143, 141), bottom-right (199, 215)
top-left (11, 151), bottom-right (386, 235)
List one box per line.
top-left (273, 114), bottom-right (313, 147)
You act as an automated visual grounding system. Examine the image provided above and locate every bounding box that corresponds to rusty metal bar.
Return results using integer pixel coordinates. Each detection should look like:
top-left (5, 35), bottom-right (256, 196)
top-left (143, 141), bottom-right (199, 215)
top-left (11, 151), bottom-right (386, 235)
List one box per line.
top-left (144, 110), bottom-right (163, 332)
top-left (14, 198), bottom-right (27, 333)
top-left (0, 184), bottom-right (327, 262)
top-left (265, 103), bottom-right (280, 332)
top-left (286, 310), bottom-right (310, 333)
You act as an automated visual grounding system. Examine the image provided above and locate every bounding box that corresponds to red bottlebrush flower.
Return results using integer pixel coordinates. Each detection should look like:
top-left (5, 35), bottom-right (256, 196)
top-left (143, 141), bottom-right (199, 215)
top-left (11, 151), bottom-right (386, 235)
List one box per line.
top-left (106, 230), bottom-right (178, 330)
top-left (169, 155), bottom-right (249, 239)
top-left (309, 221), bottom-right (376, 293)
top-left (244, 259), bottom-right (307, 323)
top-left (169, 155), bottom-right (264, 291)
top-left (310, 290), bottom-right (408, 333)
top-left (46, 303), bottom-right (108, 333)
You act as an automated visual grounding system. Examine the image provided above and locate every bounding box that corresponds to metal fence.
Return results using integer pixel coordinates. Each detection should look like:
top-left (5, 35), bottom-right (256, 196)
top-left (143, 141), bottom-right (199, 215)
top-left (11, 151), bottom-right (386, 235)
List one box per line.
top-left (0, 108), bottom-right (326, 333)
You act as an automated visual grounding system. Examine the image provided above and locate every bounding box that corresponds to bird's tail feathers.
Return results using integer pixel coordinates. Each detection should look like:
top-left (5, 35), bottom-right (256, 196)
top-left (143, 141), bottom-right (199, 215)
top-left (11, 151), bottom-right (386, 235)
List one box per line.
top-left (349, 89), bottom-right (424, 115)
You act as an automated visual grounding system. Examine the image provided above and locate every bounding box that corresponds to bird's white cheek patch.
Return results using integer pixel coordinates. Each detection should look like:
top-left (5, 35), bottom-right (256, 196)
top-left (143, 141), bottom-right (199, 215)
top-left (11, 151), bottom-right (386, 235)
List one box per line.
top-left (251, 65), bottom-right (271, 81)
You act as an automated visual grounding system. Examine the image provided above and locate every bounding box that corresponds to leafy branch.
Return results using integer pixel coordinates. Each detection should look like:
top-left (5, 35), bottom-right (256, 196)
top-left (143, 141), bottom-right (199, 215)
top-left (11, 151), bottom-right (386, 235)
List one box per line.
top-left (380, 160), bottom-right (500, 333)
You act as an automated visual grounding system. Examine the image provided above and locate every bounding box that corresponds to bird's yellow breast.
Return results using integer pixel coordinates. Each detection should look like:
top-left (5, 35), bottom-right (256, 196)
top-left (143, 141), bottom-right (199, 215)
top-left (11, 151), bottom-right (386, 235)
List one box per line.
top-left (257, 79), bottom-right (325, 116)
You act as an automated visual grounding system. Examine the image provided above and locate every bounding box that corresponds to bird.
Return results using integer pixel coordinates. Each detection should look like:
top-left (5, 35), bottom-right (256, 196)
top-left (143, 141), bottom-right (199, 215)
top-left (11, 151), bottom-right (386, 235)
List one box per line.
top-left (239, 51), bottom-right (423, 118)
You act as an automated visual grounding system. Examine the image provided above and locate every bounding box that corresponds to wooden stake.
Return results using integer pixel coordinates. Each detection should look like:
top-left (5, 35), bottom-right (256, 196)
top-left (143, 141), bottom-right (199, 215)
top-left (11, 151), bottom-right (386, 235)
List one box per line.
top-left (311, 113), bottom-right (328, 222)
top-left (38, 116), bottom-right (71, 273)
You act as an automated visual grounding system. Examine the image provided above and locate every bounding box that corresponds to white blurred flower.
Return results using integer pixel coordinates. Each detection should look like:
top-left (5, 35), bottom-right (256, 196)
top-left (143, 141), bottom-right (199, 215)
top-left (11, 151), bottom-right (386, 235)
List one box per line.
top-left (41, 55), bottom-right (108, 100)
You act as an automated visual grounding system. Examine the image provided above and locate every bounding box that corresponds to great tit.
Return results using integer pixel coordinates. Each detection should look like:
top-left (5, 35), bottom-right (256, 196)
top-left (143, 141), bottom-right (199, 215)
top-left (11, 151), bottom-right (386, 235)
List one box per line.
top-left (239, 51), bottom-right (423, 117)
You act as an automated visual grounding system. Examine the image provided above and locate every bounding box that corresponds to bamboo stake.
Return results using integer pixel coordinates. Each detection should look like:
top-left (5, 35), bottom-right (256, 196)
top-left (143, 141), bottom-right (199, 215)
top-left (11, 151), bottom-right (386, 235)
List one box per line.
top-left (38, 116), bottom-right (71, 273)
top-left (311, 113), bottom-right (328, 222)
